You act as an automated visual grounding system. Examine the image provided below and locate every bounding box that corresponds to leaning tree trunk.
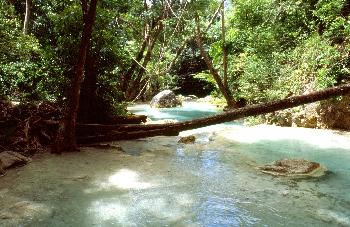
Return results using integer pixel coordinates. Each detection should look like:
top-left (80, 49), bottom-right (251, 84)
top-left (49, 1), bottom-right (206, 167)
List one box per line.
top-left (194, 14), bottom-right (237, 108)
top-left (53, 0), bottom-right (98, 153)
top-left (77, 83), bottom-right (350, 143)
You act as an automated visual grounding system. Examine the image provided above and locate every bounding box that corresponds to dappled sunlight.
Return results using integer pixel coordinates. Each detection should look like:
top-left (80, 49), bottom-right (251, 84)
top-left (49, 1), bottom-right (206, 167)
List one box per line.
top-left (84, 169), bottom-right (154, 194)
top-left (88, 200), bottom-right (129, 225)
top-left (88, 192), bottom-right (196, 226)
top-left (106, 169), bottom-right (153, 190)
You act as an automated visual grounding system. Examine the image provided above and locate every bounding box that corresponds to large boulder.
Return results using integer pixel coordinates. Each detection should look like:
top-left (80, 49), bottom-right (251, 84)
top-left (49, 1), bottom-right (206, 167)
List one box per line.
top-left (258, 159), bottom-right (327, 178)
top-left (150, 90), bottom-right (182, 108)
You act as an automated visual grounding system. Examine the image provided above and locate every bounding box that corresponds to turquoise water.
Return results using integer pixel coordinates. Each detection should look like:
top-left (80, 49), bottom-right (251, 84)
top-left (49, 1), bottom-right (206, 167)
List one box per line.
top-left (128, 102), bottom-right (222, 121)
top-left (1, 102), bottom-right (350, 226)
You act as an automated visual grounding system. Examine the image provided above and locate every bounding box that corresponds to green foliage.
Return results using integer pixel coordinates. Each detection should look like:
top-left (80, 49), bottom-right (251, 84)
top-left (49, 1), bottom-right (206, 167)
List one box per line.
top-left (1, 0), bottom-right (349, 115)
top-left (279, 34), bottom-right (344, 91)
top-left (0, 2), bottom-right (62, 101)
top-left (204, 0), bottom-right (350, 104)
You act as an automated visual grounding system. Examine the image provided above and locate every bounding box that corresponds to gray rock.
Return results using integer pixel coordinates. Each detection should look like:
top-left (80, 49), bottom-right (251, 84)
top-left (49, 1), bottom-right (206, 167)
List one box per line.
top-left (178, 136), bottom-right (196, 144)
top-left (258, 159), bottom-right (326, 178)
top-left (150, 90), bottom-right (182, 108)
top-left (0, 151), bottom-right (31, 171)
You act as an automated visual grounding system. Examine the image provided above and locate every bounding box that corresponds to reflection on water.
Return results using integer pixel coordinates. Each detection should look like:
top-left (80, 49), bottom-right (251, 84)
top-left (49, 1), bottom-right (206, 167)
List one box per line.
top-left (1, 103), bottom-right (350, 226)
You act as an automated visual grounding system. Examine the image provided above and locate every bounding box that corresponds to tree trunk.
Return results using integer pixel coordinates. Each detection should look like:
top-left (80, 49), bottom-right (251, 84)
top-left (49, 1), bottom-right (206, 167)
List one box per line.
top-left (76, 83), bottom-right (350, 143)
top-left (53, 0), bottom-right (98, 153)
top-left (23, 0), bottom-right (31, 34)
top-left (78, 50), bottom-right (99, 123)
top-left (221, 2), bottom-right (228, 89)
top-left (195, 14), bottom-right (237, 108)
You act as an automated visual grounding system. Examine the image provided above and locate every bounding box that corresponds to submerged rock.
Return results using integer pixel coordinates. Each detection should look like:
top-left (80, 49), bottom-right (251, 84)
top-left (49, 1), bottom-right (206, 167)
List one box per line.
top-left (178, 136), bottom-right (196, 144)
top-left (0, 151), bottom-right (31, 172)
top-left (150, 90), bottom-right (182, 108)
top-left (258, 159), bottom-right (326, 177)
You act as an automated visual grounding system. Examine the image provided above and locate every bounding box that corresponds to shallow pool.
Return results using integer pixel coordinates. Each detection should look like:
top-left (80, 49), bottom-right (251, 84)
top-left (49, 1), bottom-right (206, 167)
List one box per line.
top-left (1, 103), bottom-right (350, 226)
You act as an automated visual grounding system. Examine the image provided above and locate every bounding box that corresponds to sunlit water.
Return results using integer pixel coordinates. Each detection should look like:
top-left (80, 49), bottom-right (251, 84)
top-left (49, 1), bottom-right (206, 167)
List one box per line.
top-left (1, 102), bottom-right (350, 226)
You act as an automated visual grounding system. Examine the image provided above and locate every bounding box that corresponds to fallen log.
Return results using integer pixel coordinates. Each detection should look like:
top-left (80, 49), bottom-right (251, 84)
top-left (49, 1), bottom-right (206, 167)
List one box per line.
top-left (109, 115), bottom-right (147, 124)
top-left (42, 115), bottom-right (150, 136)
top-left (77, 128), bottom-right (179, 144)
top-left (76, 122), bottom-right (171, 134)
top-left (77, 83), bottom-right (350, 143)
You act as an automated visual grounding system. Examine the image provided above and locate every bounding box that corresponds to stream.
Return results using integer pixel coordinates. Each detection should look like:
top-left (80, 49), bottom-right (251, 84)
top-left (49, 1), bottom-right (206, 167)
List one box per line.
top-left (1, 102), bottom-right (350, 226)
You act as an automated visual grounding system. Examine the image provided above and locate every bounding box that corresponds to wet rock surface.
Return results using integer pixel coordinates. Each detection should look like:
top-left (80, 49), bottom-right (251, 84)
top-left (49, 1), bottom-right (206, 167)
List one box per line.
top-left (178, 135), bottom-right (196, 144)
top-left (258, 159), bottom-right (326, 177)
top-left (150, 90), bottom-right (182, 108)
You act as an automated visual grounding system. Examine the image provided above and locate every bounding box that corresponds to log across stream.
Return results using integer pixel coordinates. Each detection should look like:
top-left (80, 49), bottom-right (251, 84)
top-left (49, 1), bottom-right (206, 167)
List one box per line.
top-left (77, 83), bottom-right (350, 144)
